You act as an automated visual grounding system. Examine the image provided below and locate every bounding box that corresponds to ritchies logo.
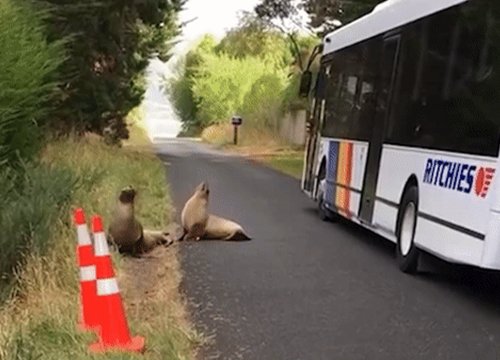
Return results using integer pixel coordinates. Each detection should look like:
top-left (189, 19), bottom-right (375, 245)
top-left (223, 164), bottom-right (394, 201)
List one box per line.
top-left (423, 158), bottom-right (495, 198)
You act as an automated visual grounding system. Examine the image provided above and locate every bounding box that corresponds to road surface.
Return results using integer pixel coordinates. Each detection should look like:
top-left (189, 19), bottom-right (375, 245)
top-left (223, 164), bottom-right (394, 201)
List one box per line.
top-left (155, 139), bottom-right (500, 360)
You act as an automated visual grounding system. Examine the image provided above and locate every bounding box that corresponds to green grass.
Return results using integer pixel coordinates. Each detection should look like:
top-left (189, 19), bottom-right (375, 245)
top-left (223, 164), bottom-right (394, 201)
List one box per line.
top-left (0, 127), bottom-right (198, 360)
top-left (258, 151), bottom-right (305, 179)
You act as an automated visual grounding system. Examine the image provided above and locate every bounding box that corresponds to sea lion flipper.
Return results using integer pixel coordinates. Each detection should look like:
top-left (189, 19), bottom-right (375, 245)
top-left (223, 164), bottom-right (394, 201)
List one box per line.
top-left (236, 230), bottom-right (251, 241)
top-left (224, 230), bottom-right (251, 241)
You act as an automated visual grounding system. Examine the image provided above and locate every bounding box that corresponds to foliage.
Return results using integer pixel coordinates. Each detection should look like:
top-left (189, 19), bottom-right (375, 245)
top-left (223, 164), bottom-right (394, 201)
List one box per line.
top-left (167, 17), bottom-right (318, 136)
top-left (240, 72), bottom-right (288, 130)
top-left (0, 0), bottom-right (66, 166)
top-left (304, 0), bottom-right (380, 33)
top-left (254, 0), bottom-right (380, 37)
top-left (215, 13), bottom-right (293, 68)
top-left (168, 35), bottom-right (217, 135)
top-left (0, 0), bottom-right (185, 169)
top-left (0, 162), bottom-right (78, 281)
top-left (33, 0), bottom-right (185, 139)
top-left (191, 53), bottom-right (277, 126)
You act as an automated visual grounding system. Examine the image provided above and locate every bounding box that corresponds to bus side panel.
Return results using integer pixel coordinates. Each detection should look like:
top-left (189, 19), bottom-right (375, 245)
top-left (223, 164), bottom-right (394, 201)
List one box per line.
top-left (416, 218), bottom-right (484, 266)
top-left (375, 145), bottom-right (496, 266)
top-left (372, 202), bottom-right (398, 242)
top-left (322, 137), bottom-right (368, 218)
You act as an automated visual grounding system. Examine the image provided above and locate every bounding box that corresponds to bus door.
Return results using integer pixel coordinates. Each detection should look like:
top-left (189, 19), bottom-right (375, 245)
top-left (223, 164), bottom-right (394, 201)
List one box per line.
top-left (359, 35), bottom-right (401, 224)
top-left (302, 65), bottom-right (328, 197)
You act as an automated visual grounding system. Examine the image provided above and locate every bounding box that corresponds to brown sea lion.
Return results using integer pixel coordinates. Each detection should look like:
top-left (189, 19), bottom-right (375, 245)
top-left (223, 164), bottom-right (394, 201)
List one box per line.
top-left (180, 182), bottom-right (210, 241)
top-left (204, 214), bottom-right (251, 241)
top-left (108, 186), bottom-right (171, 255)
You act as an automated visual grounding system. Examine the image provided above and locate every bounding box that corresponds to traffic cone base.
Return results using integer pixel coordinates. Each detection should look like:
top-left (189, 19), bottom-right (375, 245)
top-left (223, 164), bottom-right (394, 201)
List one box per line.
top-left (89, 336), bottom-right (145, 353)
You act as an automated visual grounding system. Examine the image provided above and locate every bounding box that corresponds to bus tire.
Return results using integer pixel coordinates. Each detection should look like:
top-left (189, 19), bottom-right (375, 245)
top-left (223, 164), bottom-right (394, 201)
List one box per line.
top-left (396, 185), bottom-right (420, 274)
top-left (316, 162), bottom-right (335, 222)
top-left (318, 192), bottom-right (331, 222)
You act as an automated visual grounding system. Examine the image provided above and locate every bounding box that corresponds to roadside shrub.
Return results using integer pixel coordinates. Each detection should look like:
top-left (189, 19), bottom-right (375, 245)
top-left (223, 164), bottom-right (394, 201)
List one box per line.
top-left (0, 162), bottom-right (78, 280)
top-left (240, 72), bottom-right (288, 131)
top-left (0, 0), bottom-right (65, 166)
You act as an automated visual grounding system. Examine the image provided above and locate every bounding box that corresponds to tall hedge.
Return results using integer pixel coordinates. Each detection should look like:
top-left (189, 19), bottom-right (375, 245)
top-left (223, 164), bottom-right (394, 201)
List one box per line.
top-left (0, 0), bottom-right (65, 166)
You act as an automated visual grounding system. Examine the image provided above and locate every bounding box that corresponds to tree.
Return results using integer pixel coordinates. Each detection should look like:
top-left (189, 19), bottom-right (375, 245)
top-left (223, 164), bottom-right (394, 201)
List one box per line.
top-left (34, 0), bottom-right (186, 143)
top-left (191, 53), bottom-right (278, 126)
top-left (216, 13), bottom-right (292, 68)
top-left (167, 35), bottom-right (217, 134)
top-left (304, 0), bottom-right (380, 35)
top-left (255, 0), bottom-right (380, 38)
top-left (253, 1), bottom-right (314, 71)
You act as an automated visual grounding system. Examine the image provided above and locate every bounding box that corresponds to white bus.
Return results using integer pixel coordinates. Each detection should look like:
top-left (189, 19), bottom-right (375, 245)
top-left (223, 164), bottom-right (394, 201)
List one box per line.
top-left (299, 0), bottom-right (500, 274)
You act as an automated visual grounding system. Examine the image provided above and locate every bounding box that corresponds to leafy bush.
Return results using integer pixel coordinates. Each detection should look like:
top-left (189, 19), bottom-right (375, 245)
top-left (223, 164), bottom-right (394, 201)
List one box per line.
top-left (0, 0), bottom-right (65, 166)
top-left (0, 162), bottom-right (78, 280)
top-left (192, 53), bottom-right (281, 126)
top-left (240, 72), bottom-right (288, 130)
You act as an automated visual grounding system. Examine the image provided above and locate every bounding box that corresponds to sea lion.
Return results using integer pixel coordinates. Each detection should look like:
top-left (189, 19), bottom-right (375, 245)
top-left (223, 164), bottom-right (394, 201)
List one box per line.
top-left (108, 186), bottom-right (172, 255)
top-left (180, 182), bottom-right (210, 241)
top-left (204, 214), bottom-right (251, 241)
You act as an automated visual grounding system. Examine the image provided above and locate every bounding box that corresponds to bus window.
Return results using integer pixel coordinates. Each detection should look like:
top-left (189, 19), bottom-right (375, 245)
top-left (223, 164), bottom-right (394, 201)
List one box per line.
top-left (386, 1), bottom-right (500, 157)
top-left (322, 44), bottom-right (369, 141)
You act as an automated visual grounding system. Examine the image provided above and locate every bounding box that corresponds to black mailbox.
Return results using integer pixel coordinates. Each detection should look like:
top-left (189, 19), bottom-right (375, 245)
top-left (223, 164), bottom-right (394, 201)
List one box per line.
top-left (231, 116), bottom-right (242, 126)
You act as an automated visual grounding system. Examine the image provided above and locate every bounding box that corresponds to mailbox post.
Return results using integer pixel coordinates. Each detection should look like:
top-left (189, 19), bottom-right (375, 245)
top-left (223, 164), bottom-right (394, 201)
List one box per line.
top-left (231, 115), bottom-right (242, 145)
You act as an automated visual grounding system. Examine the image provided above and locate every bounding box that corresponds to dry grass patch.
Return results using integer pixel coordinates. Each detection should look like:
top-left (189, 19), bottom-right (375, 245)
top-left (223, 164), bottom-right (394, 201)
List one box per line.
top-left (200, 123), bottom-right (305, 179)
top-left (201, 123), bottom-right (286, 151)
top-left (252, 151), bottom-right (305, 179)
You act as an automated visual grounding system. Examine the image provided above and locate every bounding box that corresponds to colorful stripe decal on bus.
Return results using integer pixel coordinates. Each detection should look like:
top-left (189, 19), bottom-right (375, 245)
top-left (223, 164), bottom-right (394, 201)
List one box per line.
top-left (336, 142), bottom-right (354, 217)
top-left (325, 140), bottom-right (354, 217)
top-left (325, 141), bottom-right (339, 205)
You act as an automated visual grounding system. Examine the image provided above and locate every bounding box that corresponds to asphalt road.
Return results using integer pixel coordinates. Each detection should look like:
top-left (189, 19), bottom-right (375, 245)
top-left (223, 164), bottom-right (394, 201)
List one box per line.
top-left (155, 139), bottom-right (500, 360)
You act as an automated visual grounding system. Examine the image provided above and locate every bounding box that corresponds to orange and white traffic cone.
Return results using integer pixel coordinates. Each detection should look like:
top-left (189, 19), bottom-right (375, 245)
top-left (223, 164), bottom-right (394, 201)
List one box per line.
top-left (89, 215), bottom-right (145, 353)
top-left (74, 208), bottom-right (99, 332)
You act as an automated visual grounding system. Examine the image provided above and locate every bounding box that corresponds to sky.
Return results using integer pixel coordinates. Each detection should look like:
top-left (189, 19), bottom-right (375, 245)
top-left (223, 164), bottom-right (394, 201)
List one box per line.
top-left (143, 0), bottom-right (262, 139)
top-left (172, 0), bottom-right (262, 56)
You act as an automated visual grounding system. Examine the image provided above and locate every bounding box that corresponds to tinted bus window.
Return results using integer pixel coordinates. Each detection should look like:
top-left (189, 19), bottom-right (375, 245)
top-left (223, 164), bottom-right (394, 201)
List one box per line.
top-left (322, 39), bottom-right (379, 142)
top-left (386, 1), bottom-right (500, 157)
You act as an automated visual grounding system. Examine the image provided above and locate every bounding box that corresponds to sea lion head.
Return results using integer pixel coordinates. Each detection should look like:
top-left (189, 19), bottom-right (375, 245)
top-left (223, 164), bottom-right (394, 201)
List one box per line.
top-left (195, 181), bottom-right (210, 199)
top-left (119, 186), bottom-right (137, 204)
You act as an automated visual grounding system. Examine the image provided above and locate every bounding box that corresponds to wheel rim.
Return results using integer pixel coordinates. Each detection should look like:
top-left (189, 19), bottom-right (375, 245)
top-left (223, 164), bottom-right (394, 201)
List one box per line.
top-left (400, 202), bottom-right (416, 256)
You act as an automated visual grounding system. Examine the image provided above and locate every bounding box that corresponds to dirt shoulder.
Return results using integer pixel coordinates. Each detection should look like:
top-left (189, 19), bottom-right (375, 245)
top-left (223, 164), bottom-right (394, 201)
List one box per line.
top-left (118, 243), bottom-right (202, 359)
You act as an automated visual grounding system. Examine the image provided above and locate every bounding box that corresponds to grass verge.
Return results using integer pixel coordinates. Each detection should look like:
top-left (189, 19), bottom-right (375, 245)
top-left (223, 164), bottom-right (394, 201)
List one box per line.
top-left (200, 123), bottom-right (305, 179)
top-left (253, 151), bottom-right (305, 179)
top-left (0, 124), bottom-right (199, 360)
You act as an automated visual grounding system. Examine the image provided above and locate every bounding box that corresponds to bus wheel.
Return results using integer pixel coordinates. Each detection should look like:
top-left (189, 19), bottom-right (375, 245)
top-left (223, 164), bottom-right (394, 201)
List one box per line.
top-left (396, 186), bottom-right (420, 274)
top-left (317, 180), bottom-right (330, 221)
top-left (317, 174), bottom-right (335, 222)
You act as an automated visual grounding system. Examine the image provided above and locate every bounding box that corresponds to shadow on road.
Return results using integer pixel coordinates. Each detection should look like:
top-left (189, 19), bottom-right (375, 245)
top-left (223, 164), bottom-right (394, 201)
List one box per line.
top-left (301, 204), bottom-right (500, 316)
